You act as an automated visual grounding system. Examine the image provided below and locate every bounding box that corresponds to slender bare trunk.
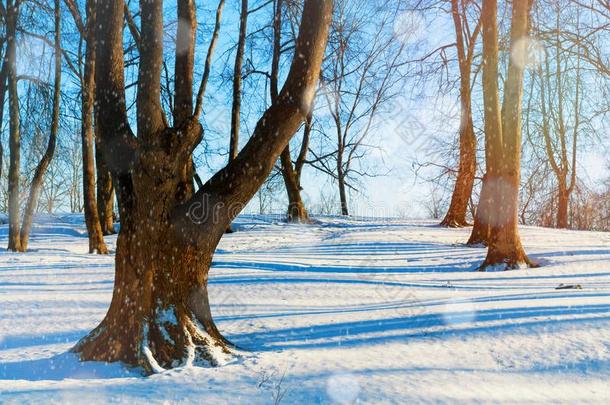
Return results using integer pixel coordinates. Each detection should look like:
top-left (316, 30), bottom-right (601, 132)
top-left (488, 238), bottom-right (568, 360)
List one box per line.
top-left (272, 0), bottom-right (310, 222)
top-left (338, 166), bottom-right (349, 216)
top-left (441, 0), bottom-right (478, 228)
top-left (229, 0), bottom-right (247, 162)
top-left (537, 10), bottom-right (580, 230)
top-left (80, 0), bottom-right (108, 254)
top-left (280, 146), bottom-right (309, 222)
top-left (19, 0), bottom-right (62, 252)
top-left (0, 55), bottom-right (8, 180)
top-left (7, 0), bottom-right (22, 252)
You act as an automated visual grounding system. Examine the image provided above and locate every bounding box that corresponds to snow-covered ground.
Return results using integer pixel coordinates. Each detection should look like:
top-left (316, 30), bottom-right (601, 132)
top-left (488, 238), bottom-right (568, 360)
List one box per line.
top-left (1, 215), bottom-right (610, 404)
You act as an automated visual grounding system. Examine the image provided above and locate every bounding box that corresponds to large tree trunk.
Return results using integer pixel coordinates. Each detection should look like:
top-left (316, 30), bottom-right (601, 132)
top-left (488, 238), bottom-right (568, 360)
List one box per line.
top-left (18, 0), bottom-right (62, 252)
top-left (81, 0), bottom-right (108, 254)
top-left (480, 0), bottom-right (534, 270)
top-left (75, 0), bottom-right (331, 372)
top-left (75, 150), bottom-right (231, 370)
top-left (6, 1), bottom-right (22, 252)
top-left (441, 0), bottom-right (478, 228)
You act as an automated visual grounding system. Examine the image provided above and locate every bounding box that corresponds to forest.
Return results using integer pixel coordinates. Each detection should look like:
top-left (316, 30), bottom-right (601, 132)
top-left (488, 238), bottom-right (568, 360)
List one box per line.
top-left (0, 0), bottom-right (609, 403)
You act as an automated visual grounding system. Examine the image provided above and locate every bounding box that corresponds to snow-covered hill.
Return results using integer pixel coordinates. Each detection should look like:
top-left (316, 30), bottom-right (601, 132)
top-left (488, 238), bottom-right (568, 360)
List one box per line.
top-left (1, 215), bottom-right (609, 403)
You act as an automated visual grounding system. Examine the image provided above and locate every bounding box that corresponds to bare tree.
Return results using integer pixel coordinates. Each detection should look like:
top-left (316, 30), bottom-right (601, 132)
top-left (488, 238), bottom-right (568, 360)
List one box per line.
top-left (73, 0), bottom-right (331, 372)
top-left (312, 0), bottom-right (405, 216)
top-left (64, 0), bottom-right (109, 253)
top-left (274, 0), bottom-right (311, 223)
top-left (477, 0), bottom-right (535, 270)
top-left (229, 0), bottom-right (248, 162)
top-left (440, 0), bottom-right (480, 227)
top-left (6, 0), bottom-right (22, 251)
top-left (0, 30), bottom-right (7, 181)
top-left (17, 0), bottom-right (62, 252)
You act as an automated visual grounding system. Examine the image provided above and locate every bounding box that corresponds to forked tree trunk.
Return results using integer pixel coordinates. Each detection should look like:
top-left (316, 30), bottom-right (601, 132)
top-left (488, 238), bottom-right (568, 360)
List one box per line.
top-left (6, 0), bottom-right (21, 252)
top-left (75, 143), bottom-right (231, 369)
top-left (81, 0), bottom-right (108, 254)
top-left (480, 0), bottom-right (534, 270)
top-left (441, 0), bottom-right (478, 228)
top-left (272, 0), bottom-right (310, 223)
top-left (74, 0), bottom-right (331, 372)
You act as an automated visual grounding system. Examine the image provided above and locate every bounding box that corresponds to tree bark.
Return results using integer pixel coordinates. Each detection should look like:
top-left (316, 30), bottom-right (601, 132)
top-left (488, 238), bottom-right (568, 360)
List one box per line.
top-left (137, 0), bottom-right (166, 138)
top-left (467, 0), bottom-right (503, 246)
top-left (480, 0), bottom-right (534, 270)
top-left (468, 175), bottom-right (493, 245)
top-left (441, 0), bottom-right (478, 228)
top-left (80, 0), bottom-right (108, 254)
top-left (95, 142), bottom-right (116, 235)
top-left (6, 0), bottom-right (22, 252)
top-left (441, 116), bottom-right (476, 228)
top-left (75, 0), bottom-right (331, 372)
top-left (173, 0), bottom-right (196, 125)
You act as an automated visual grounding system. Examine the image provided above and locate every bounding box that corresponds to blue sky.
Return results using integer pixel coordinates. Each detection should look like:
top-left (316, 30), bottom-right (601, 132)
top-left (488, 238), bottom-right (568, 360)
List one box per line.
top-left (8, 0), bottom-right (610, 217)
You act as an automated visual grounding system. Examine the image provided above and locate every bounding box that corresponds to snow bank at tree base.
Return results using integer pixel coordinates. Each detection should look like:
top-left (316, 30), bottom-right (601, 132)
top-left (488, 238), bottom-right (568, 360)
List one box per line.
top-left (1, 215), bottom-right (609, 403)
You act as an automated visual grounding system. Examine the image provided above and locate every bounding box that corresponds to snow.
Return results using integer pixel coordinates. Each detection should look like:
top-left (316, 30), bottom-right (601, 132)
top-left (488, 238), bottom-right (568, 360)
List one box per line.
top-left (1, 214), bottom-right (610, 403)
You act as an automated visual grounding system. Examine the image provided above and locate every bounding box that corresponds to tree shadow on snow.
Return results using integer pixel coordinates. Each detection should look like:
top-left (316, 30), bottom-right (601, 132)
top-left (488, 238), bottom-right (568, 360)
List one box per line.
top-left (0, 352), bottom-right (136, 381)
top-left (230, 302), bottom-right (610, 351)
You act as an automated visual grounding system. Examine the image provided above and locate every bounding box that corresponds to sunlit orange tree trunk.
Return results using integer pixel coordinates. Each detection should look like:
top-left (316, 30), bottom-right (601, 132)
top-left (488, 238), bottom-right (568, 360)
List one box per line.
top-left (73, 0), bottom-right (332, 373)
top-left (477, 0), bottom-right (535, 270)
top-left (441, 0), bottom-right (480, 228)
